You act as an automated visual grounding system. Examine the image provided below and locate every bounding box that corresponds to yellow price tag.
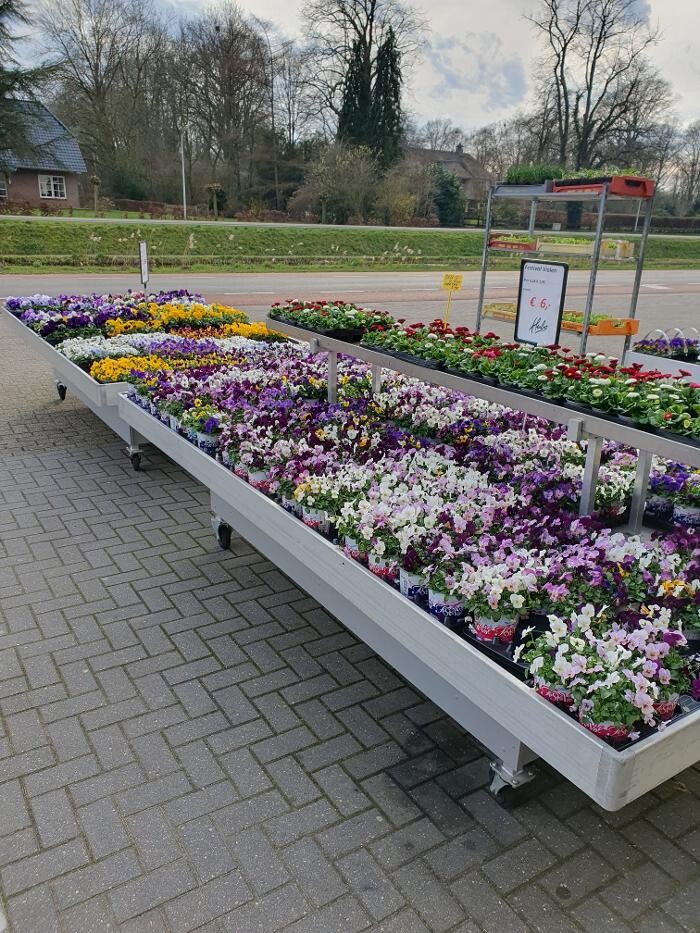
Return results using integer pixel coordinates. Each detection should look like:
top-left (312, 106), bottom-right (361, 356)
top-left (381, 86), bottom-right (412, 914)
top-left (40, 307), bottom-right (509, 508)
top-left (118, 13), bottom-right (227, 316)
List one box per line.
top-left (441, 273), bottom-right (463, 322)
top-left (442, 273), bottom-right (463, 292)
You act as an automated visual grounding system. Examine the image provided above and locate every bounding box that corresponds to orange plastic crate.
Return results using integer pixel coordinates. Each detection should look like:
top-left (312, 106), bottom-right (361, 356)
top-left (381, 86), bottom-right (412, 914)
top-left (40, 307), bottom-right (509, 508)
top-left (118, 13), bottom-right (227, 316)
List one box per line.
top-left (551, 176), bottom-right (655, 199)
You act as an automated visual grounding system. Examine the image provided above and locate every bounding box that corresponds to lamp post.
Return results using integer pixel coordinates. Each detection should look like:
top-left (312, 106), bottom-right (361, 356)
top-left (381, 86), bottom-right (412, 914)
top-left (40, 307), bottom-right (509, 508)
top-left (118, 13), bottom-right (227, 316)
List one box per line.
top-left (180, 122), bottom-right (190, 221)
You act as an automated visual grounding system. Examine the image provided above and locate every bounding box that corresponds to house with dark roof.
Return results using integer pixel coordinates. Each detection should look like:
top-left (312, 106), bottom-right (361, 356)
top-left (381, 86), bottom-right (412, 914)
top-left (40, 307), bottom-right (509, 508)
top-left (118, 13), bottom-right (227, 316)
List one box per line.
top-left (0, 101), bottom-right (87, 208)
top-left (405, 143), bottom-right (492, 203)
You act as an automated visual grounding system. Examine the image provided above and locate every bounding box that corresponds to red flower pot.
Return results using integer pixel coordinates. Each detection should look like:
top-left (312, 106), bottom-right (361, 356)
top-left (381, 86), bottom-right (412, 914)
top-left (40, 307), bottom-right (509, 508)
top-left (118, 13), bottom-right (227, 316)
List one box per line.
top-left (534, 678), bottom-right (573, 707)
top-left (472, 617), bottom-right (517, 644)
top-left (578, 713), bottom-right (631, 743)
top-left (653, 696), bottom-right (679, 722)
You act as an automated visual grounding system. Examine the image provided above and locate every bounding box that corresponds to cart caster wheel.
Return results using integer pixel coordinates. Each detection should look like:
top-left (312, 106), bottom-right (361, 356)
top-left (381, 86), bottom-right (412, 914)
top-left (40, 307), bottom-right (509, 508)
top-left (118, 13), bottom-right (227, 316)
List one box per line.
top-left (56, 383), bottom-right (67, 401)
top-left (216, 522), bottom-right (232, 550)
top-left (488, 762), bottom-right (538, 809)
top-left (130, 452), bottom-right (142, 472)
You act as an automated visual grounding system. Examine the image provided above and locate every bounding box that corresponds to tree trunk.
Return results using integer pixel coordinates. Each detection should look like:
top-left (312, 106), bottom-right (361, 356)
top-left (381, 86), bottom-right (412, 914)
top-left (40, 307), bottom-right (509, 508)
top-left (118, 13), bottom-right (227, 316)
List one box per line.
top-left (566, 201), bottom-right (583, 230)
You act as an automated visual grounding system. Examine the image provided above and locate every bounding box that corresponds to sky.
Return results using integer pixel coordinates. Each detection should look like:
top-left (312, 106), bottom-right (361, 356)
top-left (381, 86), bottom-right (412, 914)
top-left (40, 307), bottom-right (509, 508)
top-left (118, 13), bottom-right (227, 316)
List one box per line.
top-left (148, 1), bottom-right (700, 130)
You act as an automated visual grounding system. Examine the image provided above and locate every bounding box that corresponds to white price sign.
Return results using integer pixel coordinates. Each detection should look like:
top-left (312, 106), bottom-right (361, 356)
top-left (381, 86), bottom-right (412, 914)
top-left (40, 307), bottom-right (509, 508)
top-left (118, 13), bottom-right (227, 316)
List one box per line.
top-left (515, 259), bottom-right (568, 346)
top-left (139, 240), bottom-right (149, 288)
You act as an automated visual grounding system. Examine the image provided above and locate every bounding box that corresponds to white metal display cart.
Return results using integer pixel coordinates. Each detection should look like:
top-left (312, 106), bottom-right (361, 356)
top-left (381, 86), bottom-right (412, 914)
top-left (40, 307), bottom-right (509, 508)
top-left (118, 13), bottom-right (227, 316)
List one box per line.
top-left (269, 319), bottom-right (700, 537)
top-left (4, 309), bottom-right (147, 468)
top-left (117, 392), bottom-right (700, 811)
top-left (6, 303), bottom-right (699, 808)
top-left (476, 182), bottom-right (655, 354)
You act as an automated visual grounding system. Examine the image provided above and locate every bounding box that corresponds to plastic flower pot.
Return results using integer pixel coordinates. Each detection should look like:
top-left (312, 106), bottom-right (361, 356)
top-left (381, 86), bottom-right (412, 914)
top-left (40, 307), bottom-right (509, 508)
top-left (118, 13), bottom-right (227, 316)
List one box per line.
top-left (578, 712), bottom-right (632, 743)
top-left (472, 616), bottom-right (518, 644)
top-left (168, 415), bottom-right (181, 432)
top-left (248, 469), bottom-right (270, 493)
top-left (399, 569), bottom-right (428, 604)
top-left (654, 694), bottom-right (679, 722)
top-left (645, 495), bottom-right (673, 521)
top-left (343, 536), bottom-right (364, 562)
top-left (367, 553), bottom-right (398, 583)
top-left (233, 464), bottom-right (249, 481)
top-left (281, 496), bottom-right (300, 516)
top-left (195, 431), bottom-right (219, 455)
top-left (534, 677), bottom-right (573, 707)
top-left (301, 506), bottom-right (331, 536)
top-left (428, 589), bottom-right (466, 630)
top-left (673, 503), bottom-right (700, 529)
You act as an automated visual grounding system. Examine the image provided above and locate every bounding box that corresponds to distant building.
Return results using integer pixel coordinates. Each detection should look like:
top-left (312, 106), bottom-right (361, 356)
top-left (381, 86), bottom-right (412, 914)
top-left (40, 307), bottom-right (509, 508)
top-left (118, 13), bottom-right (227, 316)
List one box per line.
top-left (405, 143), bottom-right (493, 202)
top-left (0, 101), bottom-right (87, 208)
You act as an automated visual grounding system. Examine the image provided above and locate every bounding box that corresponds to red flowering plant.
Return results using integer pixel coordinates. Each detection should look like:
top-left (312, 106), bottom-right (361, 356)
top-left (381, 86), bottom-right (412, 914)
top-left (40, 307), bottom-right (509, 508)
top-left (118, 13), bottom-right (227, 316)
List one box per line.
top-left (269, 298), bottom-right (393, 336)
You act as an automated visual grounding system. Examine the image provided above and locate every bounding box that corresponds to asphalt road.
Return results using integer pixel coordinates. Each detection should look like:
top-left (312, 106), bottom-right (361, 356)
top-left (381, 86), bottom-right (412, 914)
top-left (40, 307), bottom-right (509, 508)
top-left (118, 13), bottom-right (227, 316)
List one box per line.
top-left (2, 268), bottom-right (698, 356)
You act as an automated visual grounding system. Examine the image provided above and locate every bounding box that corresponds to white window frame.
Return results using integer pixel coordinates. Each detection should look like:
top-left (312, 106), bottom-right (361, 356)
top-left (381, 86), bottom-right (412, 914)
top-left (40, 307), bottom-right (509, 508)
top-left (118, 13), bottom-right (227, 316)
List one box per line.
top-left (0, 177), bottom-right (7, 199)
top-left (38, 174), bottom-right (67, 199)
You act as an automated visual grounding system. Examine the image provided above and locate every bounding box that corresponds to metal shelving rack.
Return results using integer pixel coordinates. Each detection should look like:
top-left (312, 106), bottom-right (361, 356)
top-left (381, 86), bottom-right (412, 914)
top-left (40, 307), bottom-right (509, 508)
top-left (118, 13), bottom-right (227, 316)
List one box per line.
top-left (269, 319), bottom-right (700, 535)
top-left (475, 182), bottom-right (656, 354)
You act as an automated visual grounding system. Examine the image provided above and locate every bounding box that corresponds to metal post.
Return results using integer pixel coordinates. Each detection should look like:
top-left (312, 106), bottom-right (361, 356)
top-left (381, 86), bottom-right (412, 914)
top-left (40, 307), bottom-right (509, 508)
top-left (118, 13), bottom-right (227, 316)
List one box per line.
top-left (634, 198), bottom-right (642, 232)
top-left (628, 449), bottom-right (653, 534)
top-left (579, 435), bottom-right (603, 516)
top-left (527, 198), bottom-right (538, 237)
top-left (371, 363), bottom-right (382, 395)
top-left (579, 184), bottom-right (609, 354)
top-left (623, 197), bottom-right (655, 356)
top-left (180, 126), bottom-right (188, 221)
top-left (475, 186), bottom-right (494, 332)
top-left (327, 351), bottom-right (338, 404)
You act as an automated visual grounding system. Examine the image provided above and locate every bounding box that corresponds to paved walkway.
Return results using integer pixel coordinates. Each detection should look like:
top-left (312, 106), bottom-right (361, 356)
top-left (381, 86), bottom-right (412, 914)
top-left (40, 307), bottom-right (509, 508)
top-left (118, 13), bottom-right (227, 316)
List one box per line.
top-left (0, 312), bottom-right (698, 933)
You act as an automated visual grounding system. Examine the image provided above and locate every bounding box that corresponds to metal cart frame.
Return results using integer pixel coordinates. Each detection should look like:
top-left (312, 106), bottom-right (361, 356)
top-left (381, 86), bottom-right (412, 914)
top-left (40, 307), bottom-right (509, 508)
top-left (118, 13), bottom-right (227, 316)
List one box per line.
top-left (4, 309), bottom-right (147, 468)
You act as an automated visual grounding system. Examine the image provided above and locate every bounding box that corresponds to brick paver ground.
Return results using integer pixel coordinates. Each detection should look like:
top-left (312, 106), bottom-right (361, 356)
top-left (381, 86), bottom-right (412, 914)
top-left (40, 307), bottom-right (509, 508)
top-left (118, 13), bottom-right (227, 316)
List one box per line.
top-left (0, 311), bottom-right (698, 933)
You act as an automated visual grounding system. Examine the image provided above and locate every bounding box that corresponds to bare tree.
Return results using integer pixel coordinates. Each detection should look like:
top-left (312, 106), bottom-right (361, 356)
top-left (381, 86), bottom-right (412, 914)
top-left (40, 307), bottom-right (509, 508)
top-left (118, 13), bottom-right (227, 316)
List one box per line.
top-left (289, 142), bottom-right (377, 222)
top-left (180, 3), bottom-right (269, 207)
top-left (275, 41), bottom-right (317, 149)
top-left (526, 0), bottom-right (663, 170)
top-left (414, 118), bottom-right (465, 152)
top-left (675, 122), bottom-right (700, 211)
top-left (37, 0), bottom-right (161, 171)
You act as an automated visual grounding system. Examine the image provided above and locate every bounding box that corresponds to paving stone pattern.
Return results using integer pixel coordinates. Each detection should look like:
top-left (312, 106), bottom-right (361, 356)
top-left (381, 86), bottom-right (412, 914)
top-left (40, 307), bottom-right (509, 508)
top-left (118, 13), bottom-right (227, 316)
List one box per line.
top-left (0, 311), bottom-right (698, 933)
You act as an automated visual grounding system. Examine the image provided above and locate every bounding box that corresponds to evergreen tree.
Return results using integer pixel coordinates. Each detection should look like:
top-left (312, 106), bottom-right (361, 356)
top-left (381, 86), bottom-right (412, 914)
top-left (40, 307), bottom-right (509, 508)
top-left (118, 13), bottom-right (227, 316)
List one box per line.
top-left (370, 27), bottom-right (403, 168)
top-left (432, 164), bottom-right (466, 226)
top-left (336, 39), bottom-right (372, 147)
top-left (0, 1), bottom-right (48, 170)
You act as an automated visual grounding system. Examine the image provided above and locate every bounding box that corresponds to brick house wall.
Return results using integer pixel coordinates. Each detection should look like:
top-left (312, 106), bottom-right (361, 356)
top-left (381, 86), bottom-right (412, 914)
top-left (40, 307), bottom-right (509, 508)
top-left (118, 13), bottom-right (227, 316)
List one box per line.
top-left (2, 169), bottom-right (81, 208)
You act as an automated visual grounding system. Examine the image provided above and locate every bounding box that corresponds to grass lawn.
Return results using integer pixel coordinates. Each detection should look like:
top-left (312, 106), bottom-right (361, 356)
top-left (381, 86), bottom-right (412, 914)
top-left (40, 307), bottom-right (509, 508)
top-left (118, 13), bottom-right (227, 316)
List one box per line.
top-left (1, 217), bottom-right (700, 273)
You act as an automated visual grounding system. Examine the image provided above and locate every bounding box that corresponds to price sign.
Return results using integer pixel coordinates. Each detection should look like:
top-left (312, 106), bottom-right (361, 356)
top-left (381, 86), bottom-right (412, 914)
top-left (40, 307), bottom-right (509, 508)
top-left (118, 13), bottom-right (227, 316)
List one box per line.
top-left (442, 273), bottom-right (463, 292)
top-left (515, 259), bottom-right (568, 346)
top-left (139, 240), bottom-right (149, 289)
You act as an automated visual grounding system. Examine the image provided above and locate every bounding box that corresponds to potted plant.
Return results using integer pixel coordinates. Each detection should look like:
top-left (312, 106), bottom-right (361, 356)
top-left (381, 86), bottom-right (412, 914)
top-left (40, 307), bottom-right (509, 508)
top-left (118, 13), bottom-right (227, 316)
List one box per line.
top-left (672, 476), bottom-right (700, 529)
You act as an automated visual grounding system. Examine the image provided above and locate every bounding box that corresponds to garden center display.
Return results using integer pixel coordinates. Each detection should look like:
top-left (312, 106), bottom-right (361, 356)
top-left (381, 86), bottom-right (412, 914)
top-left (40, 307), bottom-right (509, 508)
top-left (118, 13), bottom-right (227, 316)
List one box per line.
top-left (5, 290), bottom-right (700, 807)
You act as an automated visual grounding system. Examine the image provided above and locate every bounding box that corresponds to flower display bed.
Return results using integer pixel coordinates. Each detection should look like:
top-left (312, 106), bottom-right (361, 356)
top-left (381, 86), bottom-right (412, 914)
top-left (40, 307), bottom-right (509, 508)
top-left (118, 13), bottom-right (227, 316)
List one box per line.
top-left (351, 320), bottom-right (699, 443)
top-left (7, 285), bottom-right (700, 806)
top-left (117, 384), bottom-right (700, 811)
top-left (269, 299), bottom-right (393, 342)
top-left (3, 293), bottom-right (283, 453)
